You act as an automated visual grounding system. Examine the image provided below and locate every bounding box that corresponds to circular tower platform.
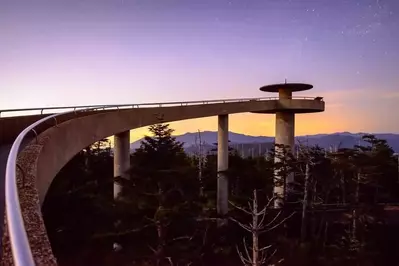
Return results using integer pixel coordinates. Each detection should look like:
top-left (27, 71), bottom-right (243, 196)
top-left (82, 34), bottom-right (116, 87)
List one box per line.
top-left (252, 82), bottom-right (324, 114)
top-left (251, 99), bottom-right (324, 114)
top-left (260, 83), bottom-right (313, 93)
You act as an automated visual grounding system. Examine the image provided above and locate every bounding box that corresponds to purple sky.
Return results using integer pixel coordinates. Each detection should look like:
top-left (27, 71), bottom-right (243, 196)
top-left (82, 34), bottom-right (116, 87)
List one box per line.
top-left (1, 0), bottom-right (399, 137)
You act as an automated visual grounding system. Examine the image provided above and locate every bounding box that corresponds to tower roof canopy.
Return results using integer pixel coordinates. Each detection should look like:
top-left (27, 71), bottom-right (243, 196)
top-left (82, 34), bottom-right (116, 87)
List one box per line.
top-left (260, 83), bottom-right (313, 92)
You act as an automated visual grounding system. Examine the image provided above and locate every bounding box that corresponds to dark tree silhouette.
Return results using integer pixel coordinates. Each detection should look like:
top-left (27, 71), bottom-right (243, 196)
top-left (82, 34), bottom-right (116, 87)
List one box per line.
top-left (42, 131), bottom-right (399, 266)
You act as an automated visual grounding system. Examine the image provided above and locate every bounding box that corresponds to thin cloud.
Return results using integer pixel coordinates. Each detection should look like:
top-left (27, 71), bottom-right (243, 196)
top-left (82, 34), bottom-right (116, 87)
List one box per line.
top-left (379, 92), bottom-right (399, 99)
top-left (320, 89), bottom-right (367, 102)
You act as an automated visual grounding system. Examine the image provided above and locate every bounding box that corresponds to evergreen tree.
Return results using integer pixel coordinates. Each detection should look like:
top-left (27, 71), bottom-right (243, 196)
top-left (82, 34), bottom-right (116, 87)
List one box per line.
top-left (117, 122), bottom-right (201, 265)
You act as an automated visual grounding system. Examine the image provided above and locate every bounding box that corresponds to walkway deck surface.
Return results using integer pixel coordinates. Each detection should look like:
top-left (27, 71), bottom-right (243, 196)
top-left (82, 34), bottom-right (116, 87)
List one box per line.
top-left (0, 144), bottom-right (12, 251)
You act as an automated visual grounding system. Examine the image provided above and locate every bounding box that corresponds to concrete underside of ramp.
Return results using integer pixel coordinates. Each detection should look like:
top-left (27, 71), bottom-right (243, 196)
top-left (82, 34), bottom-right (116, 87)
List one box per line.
top-left (0, 99), bottom-right (324, 265)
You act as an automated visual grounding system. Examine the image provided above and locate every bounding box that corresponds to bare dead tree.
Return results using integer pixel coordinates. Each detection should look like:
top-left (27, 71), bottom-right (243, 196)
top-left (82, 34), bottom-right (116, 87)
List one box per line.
top-left (295, 142), bottom-right (324, 243)
top-left (194, 130), bottom-right (205, 196)
top-left (294, 142), bottom-right (312, 243)
top-left (230, 190), bottom-right (295, 266)
top-left (300, 163), bottom-right (310, 243)
top-left (395, 153), bottom-right (399, 182)
top-left (351, 171), bottom-right (361, 243)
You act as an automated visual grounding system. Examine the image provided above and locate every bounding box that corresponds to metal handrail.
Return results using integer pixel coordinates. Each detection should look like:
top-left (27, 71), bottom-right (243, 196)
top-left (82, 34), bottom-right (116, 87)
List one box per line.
top-left (4, 95), bottom-right (323, 265)
top-left (0, 96), bottom-right (322, 117)
top-left (5, 105), bottom-right (108, 266)
top-left (6, 113), bottom-right (58, 266)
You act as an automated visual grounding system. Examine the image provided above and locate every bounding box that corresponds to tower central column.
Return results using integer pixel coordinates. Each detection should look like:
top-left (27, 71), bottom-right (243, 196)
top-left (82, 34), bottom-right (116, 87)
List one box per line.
top-left (278, 88), bottom-right (292, 99)
top-left (275, 112), bottom-right (295, 150)
top-left (274, 112), bottom-right (295, 205)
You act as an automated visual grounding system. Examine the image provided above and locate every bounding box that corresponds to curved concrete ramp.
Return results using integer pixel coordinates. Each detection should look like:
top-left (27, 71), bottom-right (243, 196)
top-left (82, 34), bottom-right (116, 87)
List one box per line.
top-left (1, 98), bottom-right (324, 265)
top-left (36, 99), bottom-right (322, 204)
top-left (0, 110), bottom-right (116, 145)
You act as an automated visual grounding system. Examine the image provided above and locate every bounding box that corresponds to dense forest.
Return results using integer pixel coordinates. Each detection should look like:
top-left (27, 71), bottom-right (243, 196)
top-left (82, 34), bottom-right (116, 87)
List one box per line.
top-left (42, 122), bottom-right (399, 266)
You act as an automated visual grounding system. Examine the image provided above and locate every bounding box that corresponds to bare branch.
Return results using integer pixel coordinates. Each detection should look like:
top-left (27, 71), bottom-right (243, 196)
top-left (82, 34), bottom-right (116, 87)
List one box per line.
top-left (254, 206), bottom-right (267, 216)
top-left (92, 223), bottom-right (153, 239)
top-left (148, 244), bottom-right (157, 254)
top-left (260, 212), bottom-right (295, 233)
top-left (229, 200), bottom-right (252, 215)
top-left (248, 201), bottom-right (254, 212)
top-left (258, 207), bottom-right (268, 228)
top-left (260, 250), bottom-right (267, 264)
top-left (243, 238), bottom-right (252, 263)
top-left (265, 249), bottom-right (277, 263)
top-left (259, 245), bottom-right (272, 251)
top-left (264, 211), bottom-right (282, 228)
top-left (166, 257), bottom-right (174, 266)
top-left (236, 245), bottom-right (251, 265)
top-left (229, 217), bottom-right (252, 232)
top-left (266, 196), bottom-right (277, 209)
top-left (202, 224), bottom-right (209, 246)
top-left (169, 236), bottom-right (193, 242)
top-left (145, 216), bottom-right (156, 223)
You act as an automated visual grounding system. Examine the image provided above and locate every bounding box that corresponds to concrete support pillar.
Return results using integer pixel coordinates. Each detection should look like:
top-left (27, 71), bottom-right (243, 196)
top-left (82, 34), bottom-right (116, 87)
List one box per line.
top-left (274, 112), bottom-right (295, 207)
top-left (114, 130), bottom-right (130, 200)
top-left (217, 114), bottom-right (229, 215)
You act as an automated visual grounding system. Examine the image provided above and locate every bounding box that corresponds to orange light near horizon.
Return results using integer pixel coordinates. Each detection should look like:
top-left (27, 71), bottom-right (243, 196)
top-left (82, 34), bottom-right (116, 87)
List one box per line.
top-left (107, 108), bottom-right (355, 146)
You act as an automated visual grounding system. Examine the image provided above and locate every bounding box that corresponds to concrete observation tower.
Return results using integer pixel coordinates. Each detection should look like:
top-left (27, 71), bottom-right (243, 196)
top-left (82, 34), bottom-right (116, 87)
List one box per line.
top-left (253, 82), bottom-right (324, 206)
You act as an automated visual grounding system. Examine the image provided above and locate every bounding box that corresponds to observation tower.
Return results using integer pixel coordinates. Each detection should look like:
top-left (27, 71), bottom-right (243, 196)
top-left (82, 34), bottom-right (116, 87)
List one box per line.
top-left (253, 82), bottom-right (324, 206)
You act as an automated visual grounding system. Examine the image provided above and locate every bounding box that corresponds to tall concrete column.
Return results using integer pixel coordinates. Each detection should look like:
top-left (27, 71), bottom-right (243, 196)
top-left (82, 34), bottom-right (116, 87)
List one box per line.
top-left (217, 114), bottom-right (229, 215)
top-left (257, 82), bottom-right (322, 207)
top-left (114, 130), bottom-right (130, 200)
top-left (274, 112), bottom-right (295, 206)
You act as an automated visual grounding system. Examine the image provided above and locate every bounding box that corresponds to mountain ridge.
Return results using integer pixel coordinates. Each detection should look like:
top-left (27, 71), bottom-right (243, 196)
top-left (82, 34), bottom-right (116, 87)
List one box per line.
top-left (130, 131), bottom-right (399, 153)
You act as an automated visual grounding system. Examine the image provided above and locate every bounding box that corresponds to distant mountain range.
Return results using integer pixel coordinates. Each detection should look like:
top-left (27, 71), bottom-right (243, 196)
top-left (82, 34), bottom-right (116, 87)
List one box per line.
top-left (130, 131), bottom-right (399, 154)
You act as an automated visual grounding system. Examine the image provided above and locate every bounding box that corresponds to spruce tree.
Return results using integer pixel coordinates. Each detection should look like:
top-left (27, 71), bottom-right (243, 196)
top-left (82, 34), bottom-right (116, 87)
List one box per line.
top-left (118, 122), bottom-right (200, 264)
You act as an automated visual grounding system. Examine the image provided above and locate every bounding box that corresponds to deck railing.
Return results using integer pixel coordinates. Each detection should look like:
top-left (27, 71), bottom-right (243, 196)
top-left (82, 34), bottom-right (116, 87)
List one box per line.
top-left (0, 96), bottom-right (322, 118)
